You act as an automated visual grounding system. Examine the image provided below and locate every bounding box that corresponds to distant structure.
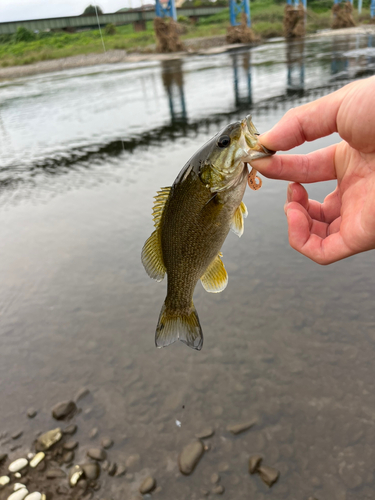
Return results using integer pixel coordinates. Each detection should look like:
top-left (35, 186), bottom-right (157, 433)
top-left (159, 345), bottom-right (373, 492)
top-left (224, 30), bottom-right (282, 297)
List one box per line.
top-left (331, 0), bottom-right (356, 29)
top-left (155, 0), bottom-right (177, 20)
top-left (229, 0), bottom-right (251, 27)
top-left (284, 0), bottom-right (306, 38)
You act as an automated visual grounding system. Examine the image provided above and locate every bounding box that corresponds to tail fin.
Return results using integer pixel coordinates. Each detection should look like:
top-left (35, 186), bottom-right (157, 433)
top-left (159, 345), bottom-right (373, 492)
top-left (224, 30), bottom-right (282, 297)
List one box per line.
top-left (155, 301), bottom-right (203, 351)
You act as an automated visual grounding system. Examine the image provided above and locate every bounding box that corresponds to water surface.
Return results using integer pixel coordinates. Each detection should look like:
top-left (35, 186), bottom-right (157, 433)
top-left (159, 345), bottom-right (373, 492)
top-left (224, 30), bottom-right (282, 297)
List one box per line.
top-left (1, 33), bottom-right (375, 499)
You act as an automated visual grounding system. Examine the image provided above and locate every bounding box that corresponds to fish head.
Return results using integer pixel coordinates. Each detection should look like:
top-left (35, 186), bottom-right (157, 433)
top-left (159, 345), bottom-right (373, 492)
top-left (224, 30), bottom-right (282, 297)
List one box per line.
top-left (197, 115), bottom-right (274, 193)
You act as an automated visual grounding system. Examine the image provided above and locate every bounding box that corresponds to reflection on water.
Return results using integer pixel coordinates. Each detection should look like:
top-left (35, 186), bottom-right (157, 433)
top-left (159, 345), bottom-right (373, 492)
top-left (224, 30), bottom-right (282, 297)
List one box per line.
top-left (1, 32), bottom-right (375, 500)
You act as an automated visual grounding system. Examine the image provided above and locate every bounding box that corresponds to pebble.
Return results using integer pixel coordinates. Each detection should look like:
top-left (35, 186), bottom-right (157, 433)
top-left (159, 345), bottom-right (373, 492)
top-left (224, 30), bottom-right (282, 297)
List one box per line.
top-left (82, 463), bottom-right (100, 480)
top-left (24, 494), bottom-right (42, 500)
top-left (212, 485), bottom-right (225, 495)
top-left (0, 454), bottom-right (7, 464)
top-left (257, 465), bottom-right (280, 487)
top-left (51, 401), bottom-right (77, 420)
top-left (195, 428), bottom-right (215, 439)
top-left (226, 420), bottom-right (256, 435)
top-left (115, 464), bottom-right (127, 477)
top-left (126, 472), bottom-right (134, 482)
top-left (101, 460), bottom-right (109, 471)
top-left (125, 454), bottom-right (140, 468)
top-left (248, 455), bottom-right (263, 474)
top-left (62, 451), bottom-right (74, 464)
top-left (75, 387), bottom-right (90, 402)
top-left (7, 490), bottom-right (28, 500)
top-left (139, 476), bottom-right (156, 494)
top-left (308, 498), bottom-right (319, 500)
top-left (12, 431), bottom-right (23, 440)
top-left (63, 441), bottom-right (78, 451)
top-left (211, 473), bottom-right (220, 484)
top-left (63, 424), bottom-right (77, 435)
top-left (69, 465), bottom-right (83, 486)
top-left (29, 453), bottom-right (45, 468)
top-left (35, 428), bottom-right (62, 451)
top-left (87, 448), bottom-right (106, 461)
top-left (101, 438), bottom-right (113, 449)
top-left (0, 476), bottom-right (10, 487)
top-left (178, 440), bottom-right (204, 475)
top-left (27, 409), bottom-right (37, 419)
top-left (89, 428), bottom-right (98, 439)
top-left (217, 463), bottom-right (229, 473)
top-left (46, 469), bottom-right (66, 479)
top-left (14, 474), bottom-right (21, 479)
top-left (41, 496), bottom-right (46, 500)
top-left (14, 484), bottom-right (26, 491)
top-left (108, 462), bottom-right (117, 476)
top-left (9, 459), bottom-right (28, 473)
top-left (200, 489), bottom-right (210, 496)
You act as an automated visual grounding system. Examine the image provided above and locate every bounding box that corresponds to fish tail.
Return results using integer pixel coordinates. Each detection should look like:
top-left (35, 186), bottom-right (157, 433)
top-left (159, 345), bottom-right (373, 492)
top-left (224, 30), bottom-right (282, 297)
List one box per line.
top-left (155, 301), bottom-right (203, 351)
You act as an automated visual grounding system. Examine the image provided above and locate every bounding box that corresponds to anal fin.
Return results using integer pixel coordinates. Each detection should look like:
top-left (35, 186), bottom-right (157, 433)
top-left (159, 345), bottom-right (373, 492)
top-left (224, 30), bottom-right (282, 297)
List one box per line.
top-left (200, 253), bottom-right (228, 293)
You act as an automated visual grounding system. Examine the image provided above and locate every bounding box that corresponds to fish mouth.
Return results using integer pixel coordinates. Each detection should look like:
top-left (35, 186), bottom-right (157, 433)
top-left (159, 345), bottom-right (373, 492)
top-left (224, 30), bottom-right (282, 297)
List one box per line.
top-left (241, 115), bottom-right (275, 162)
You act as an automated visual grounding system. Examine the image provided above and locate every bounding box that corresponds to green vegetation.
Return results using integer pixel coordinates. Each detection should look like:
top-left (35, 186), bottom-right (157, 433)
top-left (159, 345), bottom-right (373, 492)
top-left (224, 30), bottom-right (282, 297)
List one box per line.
top-left (83, 5), bottom-right (103, 15)
top-left (0, 0), bottom-right (373, 68)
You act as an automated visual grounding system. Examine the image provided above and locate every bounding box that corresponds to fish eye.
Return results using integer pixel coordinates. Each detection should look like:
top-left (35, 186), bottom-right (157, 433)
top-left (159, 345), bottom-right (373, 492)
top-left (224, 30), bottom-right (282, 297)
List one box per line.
top-left (217, 135), bottom-right (231, 148)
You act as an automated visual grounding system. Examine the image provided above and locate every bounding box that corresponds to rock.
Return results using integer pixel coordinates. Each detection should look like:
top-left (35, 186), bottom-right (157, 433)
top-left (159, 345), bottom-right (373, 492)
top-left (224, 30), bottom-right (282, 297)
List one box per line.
top-left (27, 409), bottom-right (37, 419)
top-left (51, 401), bottom-right (76, 420)
top-left (29, 453), bottom-right (45, 469)
top-left (248, 455), bottom-right (263, 474)
top-left (35, 428), bottom-right (62, 451)
top-left (257, 465), bottom-right (280, 487)
top-left (75, 387), bottom-right (90, 402)
top-left (7, 489), bottom-right (28, 500)
top-left (226, 420), bottom-right (256, 435)
top-left (69, 465), bottom-right (84, 487)
top-left (63, 424), bottom-right (77, 435)
top-left (82, 463), bottom-right (100, 480)
top-left (212, 485), bottom-right (225, 494)
top-left (178, 440), bottom-right (204, 475)
top-left (77, 479), bottom-right (87, 491)
top-left (9, 459), bottom-right (28, 473)
top-left (87, 448), bottom-right (106, 461)
top-left (62, 451), bottom-right (74, 464)
top-left (24, 494), bottom-right (42, 500)
top-left (115, 464), bottom-right (127, 477)
top-left (0, 454), bottom-right (8, 465)
top-left (14, 483), bottom-right (26, 491)
top-left (63, 441), bottom-right (78, 451)
top-left (211, 473), bottom-right (220, 484)
top-left (101, 460), bottom-right (109, 471)
top-left (101, 438), bottom-right (113, 449)
top-left (108, 462), bottom-right (117, 476)
top-left (14, 473), bottom-right (22, 479)
top-left (46, 469), bottom-right (66, 479)
top-left (139, 476), bottom-right (156, 494)
top-left (125, 454), bottom-right (140, 468)
top-left (0, 476), bottom-right (10, 487)
top-left (89, 428), bottom-right (98, 439)
top-left (195, 428), bottom-right (215, 439)
top-left (12, 431), bottom-right (23, 440)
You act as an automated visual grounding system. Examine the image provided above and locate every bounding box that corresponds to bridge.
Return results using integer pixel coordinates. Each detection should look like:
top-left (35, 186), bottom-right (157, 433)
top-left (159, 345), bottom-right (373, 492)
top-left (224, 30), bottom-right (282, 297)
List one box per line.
top-left (0, 7), bottom-right (226, 35)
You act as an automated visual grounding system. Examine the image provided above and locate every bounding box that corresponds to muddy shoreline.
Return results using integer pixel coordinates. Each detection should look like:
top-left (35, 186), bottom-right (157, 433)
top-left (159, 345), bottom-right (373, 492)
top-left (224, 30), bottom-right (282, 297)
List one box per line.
top-left (1, 25), bottom-right (375, 81)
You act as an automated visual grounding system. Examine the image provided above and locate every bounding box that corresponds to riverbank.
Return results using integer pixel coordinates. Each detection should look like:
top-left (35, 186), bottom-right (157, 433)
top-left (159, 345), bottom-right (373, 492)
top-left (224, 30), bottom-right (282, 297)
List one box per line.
top-left (0, 25), bottom-right (375, 81)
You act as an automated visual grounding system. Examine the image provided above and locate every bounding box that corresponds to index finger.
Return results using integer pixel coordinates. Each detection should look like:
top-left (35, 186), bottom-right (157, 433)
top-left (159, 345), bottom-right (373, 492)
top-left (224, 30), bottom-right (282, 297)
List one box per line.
top-left (258, 84), bottom-right (352, 152)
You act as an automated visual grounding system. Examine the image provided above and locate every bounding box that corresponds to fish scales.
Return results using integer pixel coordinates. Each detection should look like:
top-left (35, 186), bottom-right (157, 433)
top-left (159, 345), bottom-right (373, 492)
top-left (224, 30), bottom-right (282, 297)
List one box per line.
top-left (142, 115), bottom-right (274, 351)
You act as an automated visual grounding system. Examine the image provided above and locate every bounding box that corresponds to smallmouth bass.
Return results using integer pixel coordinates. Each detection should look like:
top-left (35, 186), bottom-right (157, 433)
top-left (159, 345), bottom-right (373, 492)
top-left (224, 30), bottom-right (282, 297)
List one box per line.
top-left (141, 115), bottom-right (274, 350)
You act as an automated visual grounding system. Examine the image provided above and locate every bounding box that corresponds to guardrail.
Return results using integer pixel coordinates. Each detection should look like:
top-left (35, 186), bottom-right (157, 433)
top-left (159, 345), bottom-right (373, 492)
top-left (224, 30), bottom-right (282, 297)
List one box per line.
top-left (0, 7), bottom-right (226, 35)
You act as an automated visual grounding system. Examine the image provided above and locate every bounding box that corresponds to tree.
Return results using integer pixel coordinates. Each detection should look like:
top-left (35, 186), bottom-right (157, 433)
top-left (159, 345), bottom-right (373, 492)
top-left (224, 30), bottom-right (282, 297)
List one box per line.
top-left (83, 5), bottom-right (103, 16)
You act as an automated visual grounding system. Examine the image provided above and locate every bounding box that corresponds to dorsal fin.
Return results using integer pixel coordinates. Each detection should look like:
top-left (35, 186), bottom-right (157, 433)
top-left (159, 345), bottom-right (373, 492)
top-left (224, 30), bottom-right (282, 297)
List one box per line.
top-left (200, 253), bottom-right (228, 293)
top-left (231, 204), bottom-right (245, 237)
top-left (141, 229), bottom-right (166, 282)
top-left (153, 187), bottom-right (171, 228)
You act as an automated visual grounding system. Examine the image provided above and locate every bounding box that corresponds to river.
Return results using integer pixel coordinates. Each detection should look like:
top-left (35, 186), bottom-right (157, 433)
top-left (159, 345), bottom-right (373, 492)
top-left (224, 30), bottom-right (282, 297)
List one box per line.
top-left (0, 32), bottom-right (375, 500)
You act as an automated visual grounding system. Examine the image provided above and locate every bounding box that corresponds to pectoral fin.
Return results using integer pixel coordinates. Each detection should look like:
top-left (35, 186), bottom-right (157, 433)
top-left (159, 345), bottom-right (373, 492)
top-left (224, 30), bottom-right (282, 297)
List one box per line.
top-left (200, 253), bottom-right (228, 293)
top-left (141, 229), bottom-right (166, 282)
top-left (231, 204), bottom-right (246, 237)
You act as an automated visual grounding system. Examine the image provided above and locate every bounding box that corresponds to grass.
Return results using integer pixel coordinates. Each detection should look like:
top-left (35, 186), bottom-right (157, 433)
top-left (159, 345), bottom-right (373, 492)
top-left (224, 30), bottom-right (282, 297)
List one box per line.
top-left (0, 1), bottom-right (373, 68)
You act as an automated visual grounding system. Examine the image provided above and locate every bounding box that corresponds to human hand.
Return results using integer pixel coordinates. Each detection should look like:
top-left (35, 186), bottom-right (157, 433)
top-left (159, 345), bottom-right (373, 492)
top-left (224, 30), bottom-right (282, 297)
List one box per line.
top-left (253, 76), bottom-right (375, 265)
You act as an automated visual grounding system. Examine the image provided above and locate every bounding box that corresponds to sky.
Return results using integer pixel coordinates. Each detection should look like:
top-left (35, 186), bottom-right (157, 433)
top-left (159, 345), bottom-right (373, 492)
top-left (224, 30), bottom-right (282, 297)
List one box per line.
top-left (1, 0), bottom-right (148, 23)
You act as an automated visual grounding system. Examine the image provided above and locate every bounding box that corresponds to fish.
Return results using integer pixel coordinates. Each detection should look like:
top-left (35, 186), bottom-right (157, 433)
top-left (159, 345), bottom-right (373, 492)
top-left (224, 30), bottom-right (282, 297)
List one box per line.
top-left (141, 115), bottom-right (274, 351)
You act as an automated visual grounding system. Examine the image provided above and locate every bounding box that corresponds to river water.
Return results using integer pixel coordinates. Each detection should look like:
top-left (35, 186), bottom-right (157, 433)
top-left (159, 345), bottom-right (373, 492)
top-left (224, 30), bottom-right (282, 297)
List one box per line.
top-left (0, 32), bottom-right (375, 499)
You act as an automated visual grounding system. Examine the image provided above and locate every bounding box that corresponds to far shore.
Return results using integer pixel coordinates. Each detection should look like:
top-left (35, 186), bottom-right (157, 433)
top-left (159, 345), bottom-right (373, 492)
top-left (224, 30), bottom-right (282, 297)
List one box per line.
top-left (1, 25), bottom-right (375, 82)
